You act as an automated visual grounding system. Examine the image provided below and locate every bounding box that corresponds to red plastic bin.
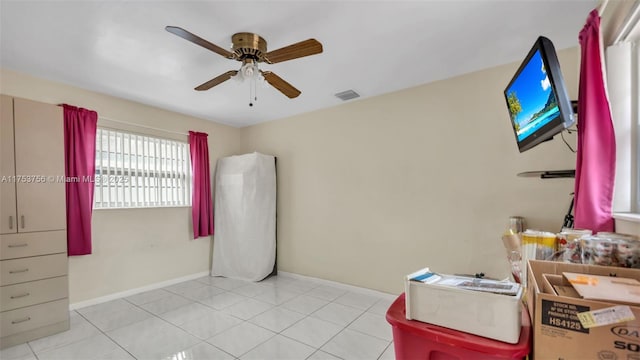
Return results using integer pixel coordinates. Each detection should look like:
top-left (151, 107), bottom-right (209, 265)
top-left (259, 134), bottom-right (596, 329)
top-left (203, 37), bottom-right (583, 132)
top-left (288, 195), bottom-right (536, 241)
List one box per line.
top-left (386, 293), bottom-right (531, 360)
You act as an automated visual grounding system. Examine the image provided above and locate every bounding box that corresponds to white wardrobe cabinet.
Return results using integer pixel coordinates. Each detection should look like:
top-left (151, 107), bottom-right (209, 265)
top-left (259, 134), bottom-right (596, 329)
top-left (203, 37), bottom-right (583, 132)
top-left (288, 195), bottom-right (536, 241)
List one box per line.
top-left (1, 96), bottom-right (66, 234)
top-left (0, 95), bottom-right (69, 349)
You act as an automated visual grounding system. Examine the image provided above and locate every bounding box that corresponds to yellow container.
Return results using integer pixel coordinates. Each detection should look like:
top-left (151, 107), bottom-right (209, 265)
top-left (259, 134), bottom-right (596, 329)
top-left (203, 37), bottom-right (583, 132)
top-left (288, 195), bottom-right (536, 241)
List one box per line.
top-left (536, 232), bottom-right (556, 260)
top-left (539, 233), bottom-right (556, 248)
top-left (522, 230), bottom-right (538, 246)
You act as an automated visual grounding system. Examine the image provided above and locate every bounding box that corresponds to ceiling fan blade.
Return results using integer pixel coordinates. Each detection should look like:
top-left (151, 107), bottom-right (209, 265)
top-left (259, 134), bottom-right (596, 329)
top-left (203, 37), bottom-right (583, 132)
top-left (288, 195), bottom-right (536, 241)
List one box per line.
top-left (166, 26), bottom-right (235, 59)
top-left (261, 71), bottom-right (301, 98)
top-left (195, 71), bottom-right (238, 91)
top-left (264, 39), bottom-right (323, 64)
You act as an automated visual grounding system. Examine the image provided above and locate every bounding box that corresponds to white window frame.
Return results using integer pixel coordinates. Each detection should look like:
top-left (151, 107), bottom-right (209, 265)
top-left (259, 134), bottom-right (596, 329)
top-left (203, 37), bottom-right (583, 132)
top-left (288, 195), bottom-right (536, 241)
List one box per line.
top-left (635, 41), bottom-right (640, 213)
top-left (94, 127), bottom-right (192, 209)
top-left (608, 5), bottom-right (640, 217)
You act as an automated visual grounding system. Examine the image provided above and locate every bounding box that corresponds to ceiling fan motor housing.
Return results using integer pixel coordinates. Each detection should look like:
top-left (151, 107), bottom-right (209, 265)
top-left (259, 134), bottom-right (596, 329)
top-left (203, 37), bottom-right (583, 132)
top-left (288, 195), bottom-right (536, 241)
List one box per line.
top-left (232, 32), bottom-right (268, 62)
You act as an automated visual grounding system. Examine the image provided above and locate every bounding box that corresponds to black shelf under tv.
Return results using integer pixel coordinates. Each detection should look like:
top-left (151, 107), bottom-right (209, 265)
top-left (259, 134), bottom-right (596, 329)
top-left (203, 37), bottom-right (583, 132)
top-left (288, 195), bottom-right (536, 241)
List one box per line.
top-left (517, 170), bottom-right (575, 179)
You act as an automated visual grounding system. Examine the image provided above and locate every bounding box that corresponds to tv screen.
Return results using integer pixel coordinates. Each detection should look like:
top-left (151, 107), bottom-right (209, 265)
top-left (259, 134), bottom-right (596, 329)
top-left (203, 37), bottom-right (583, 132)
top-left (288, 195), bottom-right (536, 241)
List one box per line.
top-left (504, 36), bottom-right (575, 152)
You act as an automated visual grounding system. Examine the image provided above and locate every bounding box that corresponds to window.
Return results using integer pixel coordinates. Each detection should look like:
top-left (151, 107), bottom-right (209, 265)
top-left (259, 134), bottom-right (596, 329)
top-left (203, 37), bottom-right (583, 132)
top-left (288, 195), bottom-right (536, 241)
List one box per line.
top-left (608, 8), bottom-right (640, 215)
top-left (94, 128), bottom-right (191, 209)
top-left (626, 19), bottom-right (639, 213)
top-left (635, 41), bottom-right (640, 213)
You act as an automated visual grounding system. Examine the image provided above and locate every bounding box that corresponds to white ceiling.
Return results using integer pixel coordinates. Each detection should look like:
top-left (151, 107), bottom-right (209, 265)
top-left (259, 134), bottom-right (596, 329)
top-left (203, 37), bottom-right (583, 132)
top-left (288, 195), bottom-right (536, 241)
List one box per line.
top-left (0, 0), bottom-right (598, 127)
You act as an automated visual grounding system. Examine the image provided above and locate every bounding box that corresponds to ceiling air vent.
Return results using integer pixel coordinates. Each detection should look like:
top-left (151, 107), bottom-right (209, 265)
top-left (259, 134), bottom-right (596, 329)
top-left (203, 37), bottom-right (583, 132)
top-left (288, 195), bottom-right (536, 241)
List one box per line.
top-left (334, 90), bottom-right (360, 101)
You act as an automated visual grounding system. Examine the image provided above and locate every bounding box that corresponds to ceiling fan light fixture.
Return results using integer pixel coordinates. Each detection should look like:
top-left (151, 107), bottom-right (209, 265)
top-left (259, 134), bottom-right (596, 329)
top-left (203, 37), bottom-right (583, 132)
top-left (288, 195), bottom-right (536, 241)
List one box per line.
top-left (233, 60), bottom-right (261, 82)
top-left (242, 62), bottom-right (257, 78)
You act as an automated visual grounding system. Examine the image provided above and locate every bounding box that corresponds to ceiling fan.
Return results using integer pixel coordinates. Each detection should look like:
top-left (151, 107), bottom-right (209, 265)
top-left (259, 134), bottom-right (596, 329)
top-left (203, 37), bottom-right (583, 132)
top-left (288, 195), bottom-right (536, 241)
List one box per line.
top-left (165, 26), bottom-right (323, 99)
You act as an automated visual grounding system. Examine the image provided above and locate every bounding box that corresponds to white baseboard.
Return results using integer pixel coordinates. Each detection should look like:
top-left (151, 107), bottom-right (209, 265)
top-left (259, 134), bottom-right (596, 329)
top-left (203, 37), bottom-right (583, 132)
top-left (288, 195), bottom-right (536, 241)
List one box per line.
top-left (278, 271), bottom-right (398, 301)
top-left (69, 271), bottom-right (210, 310)
top-left (70, 270), bottom-right (398, 310)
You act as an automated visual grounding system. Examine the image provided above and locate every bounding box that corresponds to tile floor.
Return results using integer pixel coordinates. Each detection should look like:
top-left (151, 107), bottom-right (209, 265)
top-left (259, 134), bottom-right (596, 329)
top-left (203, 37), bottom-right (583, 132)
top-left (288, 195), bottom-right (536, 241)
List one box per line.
top-left (1, 275), bottom-right (397, 360)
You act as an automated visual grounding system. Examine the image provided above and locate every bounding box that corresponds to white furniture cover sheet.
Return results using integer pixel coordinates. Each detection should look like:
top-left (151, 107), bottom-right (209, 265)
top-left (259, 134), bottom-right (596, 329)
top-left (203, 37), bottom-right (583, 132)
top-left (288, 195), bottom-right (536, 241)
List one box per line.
top-left (211, 152), bottom-right (276, 281)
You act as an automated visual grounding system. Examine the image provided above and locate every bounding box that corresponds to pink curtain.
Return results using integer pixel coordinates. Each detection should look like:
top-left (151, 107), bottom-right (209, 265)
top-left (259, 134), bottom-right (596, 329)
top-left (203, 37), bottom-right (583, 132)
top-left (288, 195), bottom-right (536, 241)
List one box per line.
top-left (574, 10), bottom-right (616, 232)
top-left (189, 131), bottom-right (214, 238)
top-left (63, 105), bottom-right (98, 256)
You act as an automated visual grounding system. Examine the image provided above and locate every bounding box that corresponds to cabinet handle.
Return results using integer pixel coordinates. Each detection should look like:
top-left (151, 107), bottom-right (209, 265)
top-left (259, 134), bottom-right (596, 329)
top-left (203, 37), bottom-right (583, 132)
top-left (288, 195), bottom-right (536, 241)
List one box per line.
top-left (8, 243), bottom-right (28, 248)
top-left (11, 317), bottom-right (31, 325)
top-left (8, 215), bottom-right (13, 229)
top-left (9, 268), bottom-right (28, 274)
top-left (10, 292), bottom-right (30, 299)
top-left (20, 215), bottom-right (25, 229)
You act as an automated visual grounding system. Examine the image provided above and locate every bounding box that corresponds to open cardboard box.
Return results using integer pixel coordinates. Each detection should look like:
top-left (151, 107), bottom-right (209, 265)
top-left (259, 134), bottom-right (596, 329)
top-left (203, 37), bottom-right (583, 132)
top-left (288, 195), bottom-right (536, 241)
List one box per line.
top-left (541, 273), bottom-right (581, 299)
top-left (527, 260), bottom-right (640, 359)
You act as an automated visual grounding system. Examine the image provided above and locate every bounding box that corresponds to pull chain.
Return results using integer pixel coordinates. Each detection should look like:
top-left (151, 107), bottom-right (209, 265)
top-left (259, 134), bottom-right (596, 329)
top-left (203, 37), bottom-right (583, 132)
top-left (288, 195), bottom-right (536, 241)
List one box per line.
top-left (249, 75), bottom-right (258, 107)
top-left (254, 77), bottom-right (258, 105)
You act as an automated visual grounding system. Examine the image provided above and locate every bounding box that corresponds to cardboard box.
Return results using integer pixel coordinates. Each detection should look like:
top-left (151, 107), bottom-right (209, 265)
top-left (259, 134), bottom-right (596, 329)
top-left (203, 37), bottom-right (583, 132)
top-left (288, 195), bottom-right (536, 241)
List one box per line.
top-left (542, 273), bottom-right (581, 299)
top-left (527, 260), bottom-right (640, 359)
top-left (405, 270), bottom-right (523, 343)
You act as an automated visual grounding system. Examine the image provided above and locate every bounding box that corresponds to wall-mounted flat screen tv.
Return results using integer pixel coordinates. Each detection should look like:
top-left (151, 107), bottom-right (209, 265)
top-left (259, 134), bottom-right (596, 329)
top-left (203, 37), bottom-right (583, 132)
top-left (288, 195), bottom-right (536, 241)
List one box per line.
top-left (504, 36), bottom-right (576, 152)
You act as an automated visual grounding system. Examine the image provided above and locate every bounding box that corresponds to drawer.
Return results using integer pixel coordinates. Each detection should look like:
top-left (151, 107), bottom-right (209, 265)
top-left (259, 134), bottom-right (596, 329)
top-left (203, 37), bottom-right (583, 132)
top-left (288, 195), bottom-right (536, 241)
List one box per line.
top-left (0, 298), bottom-right (68, 337)
top-left (0, 231), bottom-right (66, 260)
top-left (0, 276), bottom-right (68, 312)
top-left (0, 253), bottom-right (67, 286)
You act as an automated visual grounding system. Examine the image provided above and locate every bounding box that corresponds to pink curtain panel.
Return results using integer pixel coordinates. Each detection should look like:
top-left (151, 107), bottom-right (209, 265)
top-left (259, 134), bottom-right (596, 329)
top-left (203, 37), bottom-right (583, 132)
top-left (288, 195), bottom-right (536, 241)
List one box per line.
top-left (63, 104), bottom-right (98, 255)
top-left (189, 131), bottom-right (214, 238)
top-left (574, 9), bottom-right (616, 232)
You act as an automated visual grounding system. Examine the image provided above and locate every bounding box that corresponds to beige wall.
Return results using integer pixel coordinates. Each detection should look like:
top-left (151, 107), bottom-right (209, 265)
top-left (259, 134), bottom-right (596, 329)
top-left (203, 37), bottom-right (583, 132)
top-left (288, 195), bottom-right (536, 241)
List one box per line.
top-left (0, 69), bottom-right (243, 303)
top-left (0, 46), bottom-right (581, 300)
top-left (242, 48), bottom-right (580, 294)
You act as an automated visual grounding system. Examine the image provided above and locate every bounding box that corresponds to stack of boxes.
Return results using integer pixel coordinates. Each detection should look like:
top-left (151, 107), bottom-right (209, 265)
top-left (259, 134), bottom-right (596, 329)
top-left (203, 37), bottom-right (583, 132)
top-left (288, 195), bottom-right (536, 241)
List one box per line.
top-left (388, 225), bottom-right (640, 359)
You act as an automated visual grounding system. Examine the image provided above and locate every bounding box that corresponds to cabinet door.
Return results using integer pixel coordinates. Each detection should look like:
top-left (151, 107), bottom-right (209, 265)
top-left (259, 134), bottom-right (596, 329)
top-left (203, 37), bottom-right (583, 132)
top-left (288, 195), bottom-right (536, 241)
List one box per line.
top-left (0, 95), bottom-right (17, 234)
top-left (13, 98), bottom-right (65, 232)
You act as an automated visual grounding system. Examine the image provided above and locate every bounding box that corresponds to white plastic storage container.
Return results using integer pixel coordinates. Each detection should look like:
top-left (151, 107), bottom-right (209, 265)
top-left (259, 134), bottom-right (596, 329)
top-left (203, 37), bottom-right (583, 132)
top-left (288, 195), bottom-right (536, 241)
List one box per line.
top-left (404, 268), bottom-right (523, 343)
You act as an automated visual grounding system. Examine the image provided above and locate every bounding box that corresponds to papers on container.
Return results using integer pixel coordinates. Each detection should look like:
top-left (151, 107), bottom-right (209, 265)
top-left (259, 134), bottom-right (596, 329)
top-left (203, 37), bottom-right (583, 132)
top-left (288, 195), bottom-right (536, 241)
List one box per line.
top-left (407, 268), bottom-right (521, 296)
top-left (443, 278), bottom-right (521, 295)
top-left (407, 268), bottom-right (442, 284)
